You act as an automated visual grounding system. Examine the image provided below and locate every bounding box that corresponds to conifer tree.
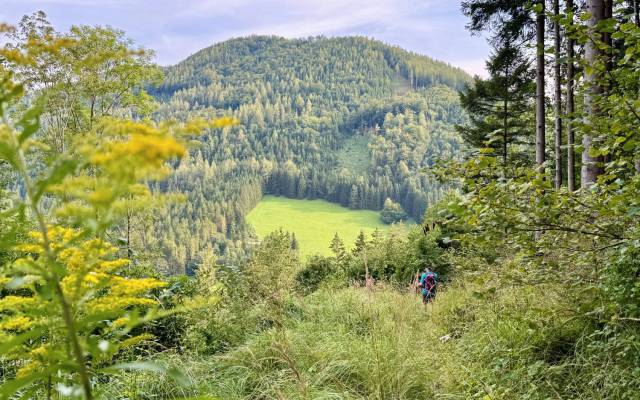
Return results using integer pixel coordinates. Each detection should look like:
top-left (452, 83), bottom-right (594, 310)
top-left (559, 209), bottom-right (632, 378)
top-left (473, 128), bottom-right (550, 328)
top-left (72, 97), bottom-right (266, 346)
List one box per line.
top-left (353, 230), bottom-right (368, 255)
top-left (457, 42), bottom-right (534, 168)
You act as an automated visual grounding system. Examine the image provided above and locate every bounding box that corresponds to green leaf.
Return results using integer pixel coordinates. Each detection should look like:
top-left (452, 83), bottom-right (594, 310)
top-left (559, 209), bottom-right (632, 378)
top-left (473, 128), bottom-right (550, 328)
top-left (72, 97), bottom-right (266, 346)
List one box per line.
top-left (0, 329), bottom-right (43, 355)
top-left (622, 140), bottom-right (636, 152)
top-left (0, 141), bottom-right (18, 166)
top-left (33, 159), bottom-right (79, 202)
top-left (16, 101), bottom-right (44, 145)
top-left (580, 12), bottom-right (592, 22)
top-left (0, 81), bottom-right (24, 116)
top-left (0, 373), bottom-right (44, 400)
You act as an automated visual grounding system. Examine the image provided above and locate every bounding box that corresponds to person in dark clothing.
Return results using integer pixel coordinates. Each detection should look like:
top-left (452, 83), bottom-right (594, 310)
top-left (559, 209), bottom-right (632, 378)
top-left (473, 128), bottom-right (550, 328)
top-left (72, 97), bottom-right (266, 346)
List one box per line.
top-left (419, 268), bottom-right (438, 304)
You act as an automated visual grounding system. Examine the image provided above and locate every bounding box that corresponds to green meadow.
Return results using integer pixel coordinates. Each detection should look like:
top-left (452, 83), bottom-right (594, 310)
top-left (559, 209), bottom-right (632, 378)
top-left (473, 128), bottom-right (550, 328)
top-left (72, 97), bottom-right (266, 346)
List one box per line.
top-left (247, 195), bottom-right (407, 257)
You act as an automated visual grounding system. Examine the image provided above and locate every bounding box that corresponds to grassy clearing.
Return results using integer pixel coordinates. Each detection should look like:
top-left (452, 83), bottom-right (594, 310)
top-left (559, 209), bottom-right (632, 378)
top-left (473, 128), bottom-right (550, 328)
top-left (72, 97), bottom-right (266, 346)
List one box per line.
top-left (335, 135), bottom-right (370, 176)
top-left (392, 71), bottom-right (412, 96)
top-left (247, 196), bottom-right (406, 258)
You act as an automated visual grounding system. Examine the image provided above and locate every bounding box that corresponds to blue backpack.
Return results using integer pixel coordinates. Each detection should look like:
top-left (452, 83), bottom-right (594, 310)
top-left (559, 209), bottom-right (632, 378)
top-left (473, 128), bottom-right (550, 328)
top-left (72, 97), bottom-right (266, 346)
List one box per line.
top-left (422, 272), bottom-right (437, 294)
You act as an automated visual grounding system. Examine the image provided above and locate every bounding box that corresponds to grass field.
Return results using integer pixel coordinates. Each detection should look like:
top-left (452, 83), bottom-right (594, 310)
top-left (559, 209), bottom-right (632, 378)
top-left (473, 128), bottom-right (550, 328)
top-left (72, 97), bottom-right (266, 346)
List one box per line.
top-left (335, 135), bottom-right (370, 175)
top-left (392, 71), bottom-right (412, 96)
top-left (247, 196), bottom-right (404, 258)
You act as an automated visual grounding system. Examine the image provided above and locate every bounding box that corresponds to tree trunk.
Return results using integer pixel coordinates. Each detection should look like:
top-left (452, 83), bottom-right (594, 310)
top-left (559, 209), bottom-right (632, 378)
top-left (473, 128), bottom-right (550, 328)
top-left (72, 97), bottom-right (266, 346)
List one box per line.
top-left (536, 2), bottom-right (546, 171)
top-left (581, 0), bottom-right (606, 187)
top-left (635, 1), bottom-right (640, 172)
top-left (567, 0), bottom-right (576, 191)
top-left (503, 96), bottom-right (508, 170)
top-left (554, 0), bottom-right (563, 188)
top-left (503, 65), bottom-right (509, 172)
top-left (127, 211), bottom-right (132, 259)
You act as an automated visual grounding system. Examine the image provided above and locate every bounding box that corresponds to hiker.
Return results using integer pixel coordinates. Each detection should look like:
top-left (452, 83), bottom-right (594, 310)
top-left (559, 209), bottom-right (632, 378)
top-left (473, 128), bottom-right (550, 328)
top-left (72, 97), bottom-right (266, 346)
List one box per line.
top-left (419, 268), bottom-right (438, 304)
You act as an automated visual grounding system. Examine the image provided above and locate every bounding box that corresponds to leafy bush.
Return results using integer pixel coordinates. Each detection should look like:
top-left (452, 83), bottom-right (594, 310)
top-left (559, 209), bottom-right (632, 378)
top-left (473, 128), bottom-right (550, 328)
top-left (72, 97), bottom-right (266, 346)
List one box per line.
top-left (380, 198), bottom-right (408, 224)
top-left (295, 255), bottom-right (336, 294)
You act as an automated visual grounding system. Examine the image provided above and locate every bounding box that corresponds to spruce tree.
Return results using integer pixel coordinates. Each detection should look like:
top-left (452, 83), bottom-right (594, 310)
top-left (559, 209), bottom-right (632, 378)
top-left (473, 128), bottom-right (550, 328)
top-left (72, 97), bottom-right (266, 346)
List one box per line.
top-left (457, 42), bottom-right (534, 169)
top-left (353, 230), bottom-right (367, 255)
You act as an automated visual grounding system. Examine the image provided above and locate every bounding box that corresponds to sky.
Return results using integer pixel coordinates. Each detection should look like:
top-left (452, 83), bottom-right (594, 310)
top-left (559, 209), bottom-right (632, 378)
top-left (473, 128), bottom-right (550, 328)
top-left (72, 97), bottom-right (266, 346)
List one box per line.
top-left (1, 0), bottom-right (490, 77)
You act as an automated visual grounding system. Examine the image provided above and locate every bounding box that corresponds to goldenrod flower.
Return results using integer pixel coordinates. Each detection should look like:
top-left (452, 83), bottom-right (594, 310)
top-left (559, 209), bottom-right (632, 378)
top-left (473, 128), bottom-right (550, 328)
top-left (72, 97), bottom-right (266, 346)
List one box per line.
top-left (0, 316), bottom-right (33, 332)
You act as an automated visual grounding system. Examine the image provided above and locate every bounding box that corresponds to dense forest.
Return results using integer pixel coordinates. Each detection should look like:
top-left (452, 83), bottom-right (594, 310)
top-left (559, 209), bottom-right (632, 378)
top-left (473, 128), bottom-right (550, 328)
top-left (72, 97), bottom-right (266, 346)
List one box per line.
top-left (150, 36), bottom-right (469, 272)
top-left (1, 0), bottom-right (640, 399)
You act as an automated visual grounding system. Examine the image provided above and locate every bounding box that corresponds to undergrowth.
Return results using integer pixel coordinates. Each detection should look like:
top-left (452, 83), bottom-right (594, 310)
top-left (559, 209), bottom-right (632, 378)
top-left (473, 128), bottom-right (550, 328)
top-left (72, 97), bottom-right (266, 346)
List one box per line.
top-left (102, 274), bottom-right (640, 399)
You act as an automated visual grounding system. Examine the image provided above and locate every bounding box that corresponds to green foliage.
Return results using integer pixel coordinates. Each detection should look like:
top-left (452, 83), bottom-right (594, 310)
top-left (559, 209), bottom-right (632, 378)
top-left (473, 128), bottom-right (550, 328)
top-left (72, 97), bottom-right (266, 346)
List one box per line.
top-left (5, 4), bottom-right (640, 399)
top-left (0, 20), bottom-right (233, 398)
top-left (295, 255), bottom-right (335, 294)
top-left (102, 287), bottom-right (440, 400)
top-left (245, 229), bottom-right (301, 324)
top-left (426, 6), bottom-right (640, 398)
top-left (380, 198), bottom-right (408, 224)
top-left (6, 11), bottom-right (162, 153)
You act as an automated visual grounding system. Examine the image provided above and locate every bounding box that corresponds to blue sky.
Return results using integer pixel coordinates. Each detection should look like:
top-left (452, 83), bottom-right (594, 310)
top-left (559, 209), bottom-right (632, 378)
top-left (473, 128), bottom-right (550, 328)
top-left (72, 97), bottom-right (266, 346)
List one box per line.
top-left (2, 0), bottom-right (490, 76)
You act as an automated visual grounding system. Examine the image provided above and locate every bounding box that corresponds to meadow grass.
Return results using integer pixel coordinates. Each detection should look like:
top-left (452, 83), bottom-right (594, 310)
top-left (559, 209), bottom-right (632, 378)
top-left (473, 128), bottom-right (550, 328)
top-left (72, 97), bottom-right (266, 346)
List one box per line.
top-left (392, 71), bottom-right (412, 96)
top-left (246, 196), bottom-right (408, 258)
top-left (335, 135), bottom-right (370, 176)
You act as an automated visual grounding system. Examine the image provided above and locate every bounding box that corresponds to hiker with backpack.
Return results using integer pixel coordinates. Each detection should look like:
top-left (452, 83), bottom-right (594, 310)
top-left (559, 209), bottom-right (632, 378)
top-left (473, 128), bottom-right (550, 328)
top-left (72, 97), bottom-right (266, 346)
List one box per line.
top-left (419, 268), bottom-right (438, 304)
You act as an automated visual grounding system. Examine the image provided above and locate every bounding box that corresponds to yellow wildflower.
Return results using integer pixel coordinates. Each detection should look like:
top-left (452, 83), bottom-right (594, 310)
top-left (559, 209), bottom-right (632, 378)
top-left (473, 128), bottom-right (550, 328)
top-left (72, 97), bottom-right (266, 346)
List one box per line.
top-left (87, 297), bottom-right (157, 313)
top-left (210, 116), bottom-right (238, 128)
top-left (16, 361), bottom-right (41, 379)
top-left (87, 188), bottom-right (115, 207)
top-left (91, 135), bottom-right (185, 166)
top-left (0, 316), bottom-right (33, 331)
top-left (110, 277), bottom-right (167, 296)
top-left (0, 296), bottom-right (36, 311)
top-left (29, 345), bottom-right (49, 359)
top-left (97, 259), bottom-right (129, 272)
top-left (112, 317), bottom-right (129, 328)
top-left (14, 243), bottom-right (43, 253)
top-left (119, 333), bottom-right (154, 349)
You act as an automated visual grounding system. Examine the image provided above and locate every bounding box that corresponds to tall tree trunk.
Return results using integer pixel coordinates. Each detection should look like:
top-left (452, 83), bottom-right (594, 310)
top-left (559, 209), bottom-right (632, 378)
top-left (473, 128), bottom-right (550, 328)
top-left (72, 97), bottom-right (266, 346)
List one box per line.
top-left (581, 0), bottom-right (606, 186)
top-left (554, 0), bottom-right (563, 188)
top-left (536, 2), bottom-right (546, 171)
top-left (127, 210), bottom-right (132, 259)
top-left (503, 64), bottom-right (509, 172)
top-left (503, 96), bottom-right (508, 170)
top-left (567, 0), bottom-right (576, 191)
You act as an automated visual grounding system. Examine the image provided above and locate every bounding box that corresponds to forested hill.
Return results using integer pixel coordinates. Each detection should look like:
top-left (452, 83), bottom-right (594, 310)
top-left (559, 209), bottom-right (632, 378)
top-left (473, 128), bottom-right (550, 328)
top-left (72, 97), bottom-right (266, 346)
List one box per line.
top-left (151, 36), bottom-right (470, 272)
top-left (155, 35), bottom-right (469, 99)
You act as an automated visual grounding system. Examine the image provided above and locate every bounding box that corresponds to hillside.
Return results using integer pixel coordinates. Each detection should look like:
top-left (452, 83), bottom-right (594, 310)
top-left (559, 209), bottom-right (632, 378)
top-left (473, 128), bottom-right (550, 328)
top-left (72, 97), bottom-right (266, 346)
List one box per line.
top-left (151, 36), bottom-right (470, 272)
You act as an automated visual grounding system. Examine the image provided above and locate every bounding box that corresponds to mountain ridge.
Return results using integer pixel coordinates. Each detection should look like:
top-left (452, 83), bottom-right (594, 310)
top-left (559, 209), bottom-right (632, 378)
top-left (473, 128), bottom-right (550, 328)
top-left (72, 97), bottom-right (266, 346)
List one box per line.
top-left (163, 35), bottom-right (471, 85)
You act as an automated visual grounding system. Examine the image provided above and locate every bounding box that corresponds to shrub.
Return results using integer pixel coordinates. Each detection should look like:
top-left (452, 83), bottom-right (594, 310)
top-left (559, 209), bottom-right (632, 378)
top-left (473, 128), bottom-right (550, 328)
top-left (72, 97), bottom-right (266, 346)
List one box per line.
top-left (380, 198), bottom-right (408, 224)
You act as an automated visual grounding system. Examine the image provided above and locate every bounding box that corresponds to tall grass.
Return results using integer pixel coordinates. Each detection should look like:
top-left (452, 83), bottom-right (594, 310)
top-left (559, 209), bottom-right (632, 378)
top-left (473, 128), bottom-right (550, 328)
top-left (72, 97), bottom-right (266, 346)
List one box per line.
top-left (103, 282), bottom-right (640, 399)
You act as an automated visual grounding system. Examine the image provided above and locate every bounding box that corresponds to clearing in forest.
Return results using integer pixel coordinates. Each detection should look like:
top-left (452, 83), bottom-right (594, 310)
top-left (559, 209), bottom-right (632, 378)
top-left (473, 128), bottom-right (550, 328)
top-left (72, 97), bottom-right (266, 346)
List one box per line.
top-left (247, 195), bottom-right (405, 258)
top-left (392, 71), bottom-right (412, 96)
top-left (335, 134), bottom-right (370, 176)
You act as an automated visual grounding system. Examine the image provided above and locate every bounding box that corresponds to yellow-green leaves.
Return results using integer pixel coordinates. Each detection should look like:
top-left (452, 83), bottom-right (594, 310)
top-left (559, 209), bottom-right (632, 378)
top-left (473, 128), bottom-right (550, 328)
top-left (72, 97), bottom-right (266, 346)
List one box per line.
top-left (0, 18), bottom-right (235, 399)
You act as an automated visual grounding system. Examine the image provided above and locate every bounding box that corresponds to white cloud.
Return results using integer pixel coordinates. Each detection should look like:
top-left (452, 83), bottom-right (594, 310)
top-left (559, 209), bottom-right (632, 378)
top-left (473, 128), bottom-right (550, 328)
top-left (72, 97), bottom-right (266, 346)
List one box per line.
top-left (453, 59), bottom-right (488, 78)
top-left (2, 0), bottom-right (490, 72)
